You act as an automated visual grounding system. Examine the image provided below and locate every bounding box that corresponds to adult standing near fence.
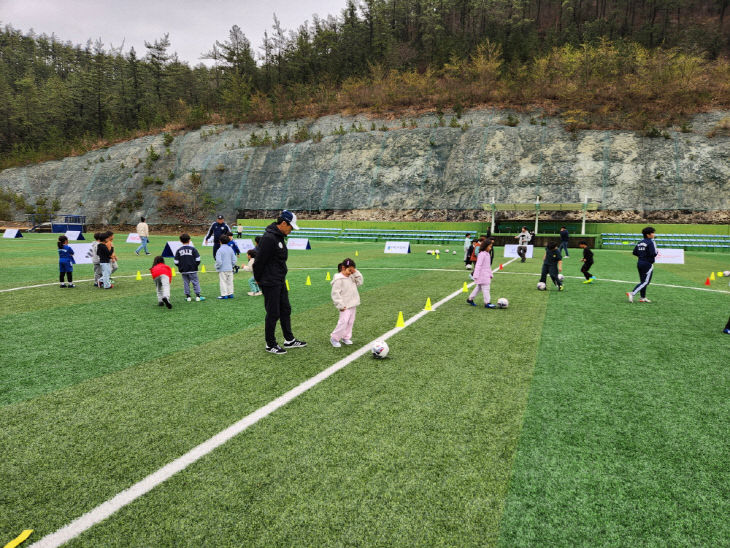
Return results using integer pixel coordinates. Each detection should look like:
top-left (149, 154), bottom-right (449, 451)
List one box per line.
top-left (135, 217), bottom-right (150, 255)
top-left (205, 215), bottom-right (231, 259)
top-left (253, 210), bottom-right (307, 355)
top-left (559, 226), bottom-right (570, 258)
top-left (515, 226), bottom-right (530, 262)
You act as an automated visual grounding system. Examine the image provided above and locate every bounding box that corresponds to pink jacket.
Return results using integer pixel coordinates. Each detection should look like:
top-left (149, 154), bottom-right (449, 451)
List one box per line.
top-left (472, 251), bottom-right (493, 284)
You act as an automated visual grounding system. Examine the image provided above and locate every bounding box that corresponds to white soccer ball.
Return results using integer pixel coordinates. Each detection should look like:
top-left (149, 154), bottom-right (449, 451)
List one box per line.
top-left (445, 248), bottom-right (450, 253)
top-left (723, 270), bottom-right (730, 277)
top-left (558, 274), bottom-right (565, 281)
top-left (452, 250), bottom-right (456, 254)
top-left (537, 282), bottom-right (547, 291)
top-left (426, 250), bottom-right (433, 255)
top-left (435, 249), bottom-right (440, 254)
top-left (371, 340), bottom-right (389, 359)
top-left (497, 297), bottom-right (509, 308)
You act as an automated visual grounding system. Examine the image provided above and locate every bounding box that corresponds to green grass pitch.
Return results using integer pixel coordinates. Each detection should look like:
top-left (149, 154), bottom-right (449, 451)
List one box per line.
top-left (1, 233), bottom-right (728, 546)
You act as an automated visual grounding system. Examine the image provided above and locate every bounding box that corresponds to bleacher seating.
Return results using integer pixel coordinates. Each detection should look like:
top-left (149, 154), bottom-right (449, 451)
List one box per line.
top-left (601, 233), bottom-right (730, 251)
top-left (235, 226), bottom-right (468, 244)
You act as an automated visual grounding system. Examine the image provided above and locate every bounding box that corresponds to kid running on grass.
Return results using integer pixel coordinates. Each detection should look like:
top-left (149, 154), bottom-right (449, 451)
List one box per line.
top-left (467, 239), bottom-right (496, 308)
top-left (174, 233), bottom-right (205, 302)
top-left (539, 241), bottom-right (564, 290)
top-left (241, 249), bottom-right (262, 296)
top-left (627, 226), bottom-right (657, 303)
top-left (330, 258), bottom-right (363, 347)
top-left (57, 235), bottom-right (75, 288)
top-left (579, 241), bottom-right (596, 283)
top-left (150, 256), bottom-right (173, 309)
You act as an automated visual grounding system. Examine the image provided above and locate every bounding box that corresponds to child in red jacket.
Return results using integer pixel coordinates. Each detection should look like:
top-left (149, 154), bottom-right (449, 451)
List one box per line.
top-left (150, 256), bottom-right (173, 309)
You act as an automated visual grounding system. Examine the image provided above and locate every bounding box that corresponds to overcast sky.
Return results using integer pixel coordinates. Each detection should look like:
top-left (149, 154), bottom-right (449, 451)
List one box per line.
top-left (1, 0), bottom-right (349, 65)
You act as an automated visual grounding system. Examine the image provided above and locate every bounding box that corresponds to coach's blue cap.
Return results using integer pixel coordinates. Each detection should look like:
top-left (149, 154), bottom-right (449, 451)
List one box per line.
top-left (280, 210), bottom-right (299, 230)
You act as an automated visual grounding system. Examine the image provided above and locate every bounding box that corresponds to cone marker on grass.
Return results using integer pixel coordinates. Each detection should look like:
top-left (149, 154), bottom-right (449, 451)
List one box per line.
top-left (200, 264), bottom-right (206, 273)
top-left (395, 311), bottom-right (405, 328)
top-left (424, 298), bottom-right (432, 311)
top-left (326, 272), bottom-right (331, 281)
top-left (305, 275), bottom-right (311, 286)
top-left (135, 270), bottom-right (142, 281)
top-left (462, 281), bottom-right (468, 293)
top-left (286, 279), bottom-right (290, 291)
top-left (171, 268), bottom-right (176, 277)
top-left (355, 250), bottom-right (359, 257)
top-left (705, 277), bottom-right (711, 286)
top-left (710, 272), bottom-right (715, 281)
top-left (499, 264), bottom-right (503, 270)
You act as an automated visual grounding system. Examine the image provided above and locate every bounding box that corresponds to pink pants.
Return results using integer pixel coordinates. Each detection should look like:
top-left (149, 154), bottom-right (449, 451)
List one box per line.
top-left (331, 307), bottom-right (357, 341)
top-left (469, 283), bottom-right (491, 305)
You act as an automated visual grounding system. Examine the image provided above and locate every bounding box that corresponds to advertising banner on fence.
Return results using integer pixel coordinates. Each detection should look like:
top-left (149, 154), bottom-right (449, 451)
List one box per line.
top-left (503, 244), bottom-right (534, 258)
top-left (384, 241), bottom-right (411, 254)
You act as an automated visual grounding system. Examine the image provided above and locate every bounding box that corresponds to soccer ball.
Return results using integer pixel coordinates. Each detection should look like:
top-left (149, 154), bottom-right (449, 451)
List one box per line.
top-left (452, 251), bottom-right (456, 254)
top-left (497, 297), bottom-right (509, 308)
top-left (537, 282), bottom-right (547, 291)
top-left (445, 248), bottom-right (450, 253)
top-left (557, 274), bottom-right (565, 281)
top-left (723, 270), bottom-right (730, 277)
top-left (371, 340), bottom-right (389, 359)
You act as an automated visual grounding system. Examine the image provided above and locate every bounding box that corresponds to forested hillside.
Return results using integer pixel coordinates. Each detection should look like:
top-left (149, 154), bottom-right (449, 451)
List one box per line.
top-left (2, 0), bottom-right (729, 169)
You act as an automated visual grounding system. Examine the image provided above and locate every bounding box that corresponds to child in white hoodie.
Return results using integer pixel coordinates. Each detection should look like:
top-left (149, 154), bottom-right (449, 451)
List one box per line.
top-left (330, 258), bottom-right (363, 347)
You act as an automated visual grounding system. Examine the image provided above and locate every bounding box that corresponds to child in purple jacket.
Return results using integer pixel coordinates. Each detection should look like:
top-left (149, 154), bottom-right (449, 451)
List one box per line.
top-left (467, 239), bottom-right (497, 308)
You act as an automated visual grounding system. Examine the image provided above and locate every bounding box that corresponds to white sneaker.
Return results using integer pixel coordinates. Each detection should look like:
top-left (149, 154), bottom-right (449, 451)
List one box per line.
top-left (254, 291), bottom-right (262, 296)
top-left (342, 339), bottom-right (353, 345)
top-left (330, 338), bottom-right (341, 348)
top-left (626, 292), bottom-right (633, 303)
top-left (247, 291), bottom-right (255, 296)
top-left (639, 298), bottom-right (652, 303)
top-left (186, 296), bottom-right (192, 302)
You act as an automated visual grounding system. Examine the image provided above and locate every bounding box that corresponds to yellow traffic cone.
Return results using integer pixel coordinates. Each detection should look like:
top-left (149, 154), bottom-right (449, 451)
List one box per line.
top-left (710, 272), bottom-right (715, 281)
top-left (424, 298), bottom-right (432, 311)
top-left (135, 270), bottom-right (142, 281)
top-left (355, 250), bottom-right (359, 257)
top-left (436, 253), bottom-right (440, 260)
top-left (171, 268), bottom-right (176, 277)
top-left (286, 279), bottom-right (290, 291)
top-left (326, 271), bottom-right (331, 281)
top-left (462, 281), bottom-right (468, 293)
top-left (395, 311), bottom-right (405, 327)
top-left (305, 275), bottom-right (311, 286)
top-left (201, 264), bottom-right (206, 273)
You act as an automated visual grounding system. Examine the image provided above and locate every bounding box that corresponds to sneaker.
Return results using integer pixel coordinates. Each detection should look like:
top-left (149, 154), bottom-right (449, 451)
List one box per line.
top-left (145, 252), bottom-right (151, 255)
top-left (583, 279), bottom-right (591, 284)
top-left (626, 292), bottom-right (634, 303)
top-left (217, 295), bottom-right (228, 299)
top-left (247, 291), bottom-right (255, 296)
top-left (723, 328), bottom-right (730, 335)
top-left (266, 344), bottom-right (287, 354)
top-left (163, 298), bottom-right (172, 309)
top-left (67, 284), bottom-right (75, 288)
top-left (591, 276), bottom-right (596, 281)
top-left (196, 296), bottom-right (205, 301)
top-left (558, 285), bottom-right (564, 291)
top-left (186, 296), bottom-right (192, 302)
top-left (342, 339), bottom-right (353, 345)
top-left (330, 338), bottom-right (342, 348)
top-left (283, 338), bottom-right (307, 348)
top-left (639, 298), bottom-right (652, 303)
top-left (135, 250), bottom-right (140, 256)
top-left (158, 302), bottom-right (164, 306)
top-left (466, 299), bottom-right (476, 306)
top-left (60, 283), bottom-right (66, 288)
top-left (485, 303), bottom-right (497, 309)
top-left (254, 291), bottom-right (262, 296)
top-left (228, 294), bottom-right (234, 299)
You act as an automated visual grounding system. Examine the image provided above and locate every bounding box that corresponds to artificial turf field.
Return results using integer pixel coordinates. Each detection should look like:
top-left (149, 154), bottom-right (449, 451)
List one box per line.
top-left (1, 233), bottom-right (728, 547)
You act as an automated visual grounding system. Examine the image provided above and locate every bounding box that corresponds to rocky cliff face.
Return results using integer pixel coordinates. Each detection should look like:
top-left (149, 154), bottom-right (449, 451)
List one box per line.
top-left (1, 109), bottom-right (728, 224)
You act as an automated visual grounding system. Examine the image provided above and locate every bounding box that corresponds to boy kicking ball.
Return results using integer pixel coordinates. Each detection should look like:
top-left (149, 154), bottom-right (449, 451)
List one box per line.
top-left (579, 241), bottom-right (596, 283)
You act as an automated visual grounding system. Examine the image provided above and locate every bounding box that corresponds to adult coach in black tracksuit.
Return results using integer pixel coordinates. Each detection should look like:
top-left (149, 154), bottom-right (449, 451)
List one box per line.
top-left (205, 215), bottom-right (231, 258)
top-left (627, 226), bottom-right (658, 303)
top-left (253, 210), bottom-right (307, 354)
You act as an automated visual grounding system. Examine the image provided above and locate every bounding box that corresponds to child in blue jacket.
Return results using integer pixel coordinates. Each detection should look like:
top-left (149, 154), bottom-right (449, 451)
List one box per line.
top-left (57, 235), bottom-right (75, 288)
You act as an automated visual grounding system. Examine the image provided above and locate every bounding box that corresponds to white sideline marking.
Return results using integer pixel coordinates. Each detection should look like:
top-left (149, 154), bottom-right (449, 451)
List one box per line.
top-left (28, 271), bottom-right (489, 548)
top-left (0, 274), bottom-right (150, 293)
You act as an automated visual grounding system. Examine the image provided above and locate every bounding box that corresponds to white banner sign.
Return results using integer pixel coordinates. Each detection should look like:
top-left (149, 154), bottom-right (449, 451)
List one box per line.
top-left (69, 243), bottom-right (94, 264)
top-left (656, 248), bottom-right (685, 264)
top-left (287, 238), bottom-right (311, 250)
top-left (384, 241), bottom-right (411, 254)
top-left (126, 233), bottom-right (142, 243)
top-left (201, 238), bottom-right (214, 247)
top-left (503, 244), bottom-right (534, 258)
top-left (162, 240), bottom-right (195, 257)
top-left (65, 230), bottom-right (84, 241)
top-left (234, 239), bottom-right (256, 252)
top-left (3, 229), bottom-right (21, 238)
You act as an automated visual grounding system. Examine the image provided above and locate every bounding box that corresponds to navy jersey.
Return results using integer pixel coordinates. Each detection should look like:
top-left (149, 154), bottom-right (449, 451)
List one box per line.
top-left (582, 247), bottom-right (594, 261)
top-left (58, 245), bottom-right (75, 263)
top-left (633, 238), bottom-right (657, 263)
top-left (543, 247), bottom-right (562, 266)
top-left (174, 244), bottom-right (201, 272)
top-left (206, 222), bottom-right (231, 243)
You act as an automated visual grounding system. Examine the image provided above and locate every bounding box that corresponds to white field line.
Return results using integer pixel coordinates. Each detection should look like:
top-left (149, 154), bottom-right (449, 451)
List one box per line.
top-left (0, 274), bottom-right (150, 293)
top-left (28, 262), bottom-right (504, 548)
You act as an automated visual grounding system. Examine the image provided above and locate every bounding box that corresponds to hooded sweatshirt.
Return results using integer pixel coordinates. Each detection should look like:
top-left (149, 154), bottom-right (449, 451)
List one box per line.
top-left (472, 250), bottom-right (494, 284)
top-left (330, 270), bottom-right (364, 309)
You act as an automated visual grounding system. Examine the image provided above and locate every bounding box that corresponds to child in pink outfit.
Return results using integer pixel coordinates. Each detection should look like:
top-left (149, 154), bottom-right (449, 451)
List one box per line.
top-left (467, 239), bottom-right (497, 308)
top-left (330, 258), bottom-right (364, 347)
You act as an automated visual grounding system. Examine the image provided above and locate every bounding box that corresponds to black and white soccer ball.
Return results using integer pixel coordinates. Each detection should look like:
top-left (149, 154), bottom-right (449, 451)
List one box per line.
top-left (537, 282), bottom-right (547, 291)
top-left (371, 340), bottom-right (389, 359)
top-left (497, 297), bottom-right (509, 308)
top-left (557, 273), bottom-right (565, 281)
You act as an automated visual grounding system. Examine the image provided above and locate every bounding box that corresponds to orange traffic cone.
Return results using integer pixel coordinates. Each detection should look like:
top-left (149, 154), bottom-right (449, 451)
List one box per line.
top-left (499, 264), bottom-right (503, 270)
top-left (705, 277), bottom-right (711, 286)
